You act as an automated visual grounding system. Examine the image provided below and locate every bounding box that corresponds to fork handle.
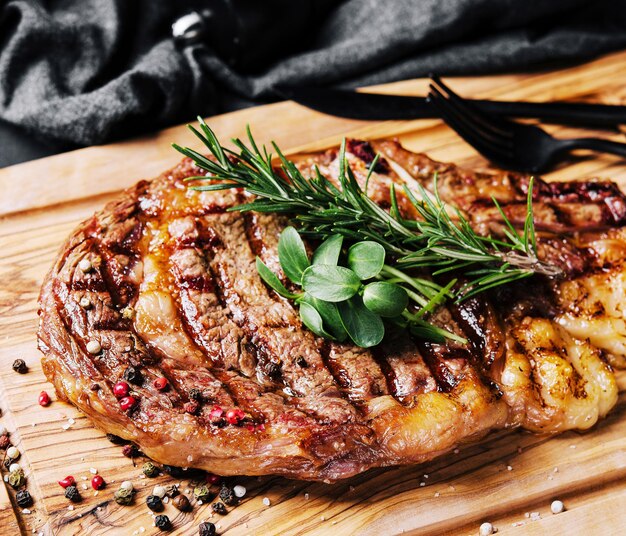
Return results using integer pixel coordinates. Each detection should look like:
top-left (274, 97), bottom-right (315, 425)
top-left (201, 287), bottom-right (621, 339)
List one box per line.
top-left (559, 137), bottom-right (626, 159)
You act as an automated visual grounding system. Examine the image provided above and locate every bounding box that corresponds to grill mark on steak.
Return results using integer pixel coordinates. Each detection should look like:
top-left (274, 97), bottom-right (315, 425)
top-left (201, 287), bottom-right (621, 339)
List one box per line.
top-left (206, 212), bottom-right (359, 423)
top-left (323, 342), bottom-right (389, 403)
top-left (372, 330), bottom-right (438, 403)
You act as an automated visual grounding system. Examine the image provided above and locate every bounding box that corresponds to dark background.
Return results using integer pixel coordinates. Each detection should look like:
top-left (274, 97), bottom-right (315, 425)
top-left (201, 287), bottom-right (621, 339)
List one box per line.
top-left (2, 0), bottom-right (626, 168)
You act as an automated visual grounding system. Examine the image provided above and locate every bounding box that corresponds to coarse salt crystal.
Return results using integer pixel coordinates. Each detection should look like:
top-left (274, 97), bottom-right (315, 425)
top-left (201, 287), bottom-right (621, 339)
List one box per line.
top-left (304, 493), bottom-right (310, 500)
top-left (94, 491), bottom-right (99, 496)
top-left (22, 509), bottom-right (31, 515)
top-left (68, 418), bottom-right (76, 425)
top-left (419, 482), bottom-right (426, 487)
top-left (81, 476), bottom-right (88, 481)
top-left (89, 467), bottom-right (97, 474)
top-left (530, 512), bottom-right (541, 521)
top-left (507, 465), bottom-right (513, 471)
top-left (163, 497), bottom-right (169, 504)
top-left (262, 497), bottom-right (271, 506)
top-left (68, 505), bottom-right (74, 511)
top-left (62, 424), bottom-right (71, 430)
top-left (553, 467), bottom-right (559, 473)
top-left (434, 492), bottom-right (440, 498)
top-left (82, 484), bottom-right (88, 490)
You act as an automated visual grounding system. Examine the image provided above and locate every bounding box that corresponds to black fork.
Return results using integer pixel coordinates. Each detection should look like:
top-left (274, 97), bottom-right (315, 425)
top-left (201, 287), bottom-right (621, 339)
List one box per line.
top-left (427, 76), bottom-right (626, 174)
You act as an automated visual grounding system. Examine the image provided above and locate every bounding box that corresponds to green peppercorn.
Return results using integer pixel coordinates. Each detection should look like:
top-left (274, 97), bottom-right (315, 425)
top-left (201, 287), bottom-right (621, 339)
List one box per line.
top-left (198, 522), bottom-right (216, 536)
top-left (171, 493), bottom-right (191, 512)
top-left (146, 494), bottom-right (164, 512)
top-left (114, 487), bottom-right (133, 506)
top-left (16, 490), bottom-right (33, 508)
top-left (12, 359), bottom-right (27, 374)
top-left (193, 485), bottom-right (212, 503)
top-left (211, 501), bottom-right (227, 515)
top-left (8, 469), bottom-right (25, 489)
top-left (155, 514), bottom-right (172, 531)
top-left (218, 484), bottom-right (236, 506)
top-left (142, 462), bottom-right (159, 478)
top-left (64, 485), bottom-right (81, 502)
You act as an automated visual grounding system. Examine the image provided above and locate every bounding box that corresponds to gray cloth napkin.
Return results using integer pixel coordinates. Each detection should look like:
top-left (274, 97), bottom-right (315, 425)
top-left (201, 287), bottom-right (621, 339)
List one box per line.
top-left (1, 0), bottom-right (626, 149)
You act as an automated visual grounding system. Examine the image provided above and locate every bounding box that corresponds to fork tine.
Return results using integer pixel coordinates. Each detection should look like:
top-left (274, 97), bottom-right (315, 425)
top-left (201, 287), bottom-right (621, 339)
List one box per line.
top-left (428, 86), bottom-right (513, 159)
top-left (427, 90), bottom-right (508, 163)
top-left (431, 76), bottom-right (513, 140)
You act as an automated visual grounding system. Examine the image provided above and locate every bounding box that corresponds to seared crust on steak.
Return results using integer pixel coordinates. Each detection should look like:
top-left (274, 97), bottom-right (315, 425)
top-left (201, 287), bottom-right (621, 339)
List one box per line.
top-left (38, 140), bottom-right (625, 481)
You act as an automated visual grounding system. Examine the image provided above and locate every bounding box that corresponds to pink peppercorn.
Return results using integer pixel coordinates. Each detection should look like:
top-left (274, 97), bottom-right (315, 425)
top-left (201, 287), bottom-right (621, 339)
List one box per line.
top-left (91, 475), bottom-right (105, 490)
top-left (119, 396), bottom-right (137, 411)
top-left (225, 408), bottom-right (245, 425)
top-left (113, 381), bottom-right (130, 398)
top-left (38, 391), bottom-right (51, 407)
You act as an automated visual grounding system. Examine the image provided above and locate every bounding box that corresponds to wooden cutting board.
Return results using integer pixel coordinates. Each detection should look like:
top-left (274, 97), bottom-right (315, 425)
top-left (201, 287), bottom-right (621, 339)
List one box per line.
top-left (2, 50), bottom-right (626, 536)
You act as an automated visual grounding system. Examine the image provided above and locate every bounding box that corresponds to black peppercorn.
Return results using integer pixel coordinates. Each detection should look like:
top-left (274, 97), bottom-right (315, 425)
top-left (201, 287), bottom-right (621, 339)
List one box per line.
top-left (189, 388), bottom-right (202, 401)
top-left (106, 433), bottom-right (127, 445)
top-left (65, 485), bottom-right (81, 502)
top-left (123, 365), bottom-right (143, 385)
top-left (155, 514), bottom-right (172, 531)
top-left (146, 494), bottom-right (164, 512)
top-left (211, 501), bottom-right (227, 515)
top-left (172, 493), bottom-right (191, 512)
top-left (218, 484), bottom-right (236, 506)
top-left (198, 522), bottom-right (216, 536)
top-left (12, 359), bottom-right (27, 374)
top-left (296, 356), bottom-right (308, 368)
top-left (16, 490), bottom-right (33, 508)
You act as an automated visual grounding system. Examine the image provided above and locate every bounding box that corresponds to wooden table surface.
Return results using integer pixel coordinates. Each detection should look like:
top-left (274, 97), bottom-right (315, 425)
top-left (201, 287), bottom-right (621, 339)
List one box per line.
top-left (2, 50), bottom-right (626, 535)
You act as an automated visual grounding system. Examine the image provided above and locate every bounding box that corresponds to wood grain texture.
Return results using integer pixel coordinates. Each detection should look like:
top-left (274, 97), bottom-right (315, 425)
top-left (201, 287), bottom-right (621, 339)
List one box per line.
top-left (2, 49), bottom-right (626, 536)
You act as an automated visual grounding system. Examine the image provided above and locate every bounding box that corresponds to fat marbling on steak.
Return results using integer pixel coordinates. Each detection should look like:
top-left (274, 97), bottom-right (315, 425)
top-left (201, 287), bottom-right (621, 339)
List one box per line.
top-left (37, 138), bottom-right (626, 481)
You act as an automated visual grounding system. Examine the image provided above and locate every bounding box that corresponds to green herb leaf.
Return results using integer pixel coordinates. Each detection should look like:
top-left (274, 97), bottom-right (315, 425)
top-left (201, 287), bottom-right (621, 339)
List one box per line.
top-left (362, 282), bottom-right (408, 318)
top-left (278, 226), bottom-right (310, 285)
top-left (312, 234), bottom-right (343, 266)
top-left (337, 295), bottom-right (385, 348)
top-left (302, 265), bottom-right (361, 302)
top-left (347, 241), bottom-right (385, 280)
top-left (299, 302), bottom-right (335, 339)
top-left (299, 293), bottom-right (348, 342)
top-left (255, 258), bottom-right (301, 299)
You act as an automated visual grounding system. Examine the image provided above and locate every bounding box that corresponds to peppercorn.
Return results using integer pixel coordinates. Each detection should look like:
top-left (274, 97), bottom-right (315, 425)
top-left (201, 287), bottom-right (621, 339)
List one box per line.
top-left (114, 487), bottom-right (134, 506)
top-left (142, 462), bottom-right (159, 478)
top-left (154, 514), bottom-right (172, 531)
top-left (184, 401), bottom-right (199, 415)
top-left (225, 408), bottom-right (245, 425)
top-left (153, 377), bottom-right (168, 391)
top-left (8, 469), bottom-right (25, 489)
top-left (38, 391), bottom-right (51, 407)
top-left (206, 473), bottom-right (221, 485)
top-left (123, 365), bottom-right (143, 385)
top-left (165, 484), bottom-right (179, 498)
top-left (58, 476), bottom-right (75, 489)
top-left (113, 381), bottom-right (130, 398)
top-left (64, 485), bottom-right (81, 502)
top-left (0, 435), bottom-right (10, 449)
top-left (146, 494), bottom-right (164, 512)
top-left (219, 484), bottom-right (237, 506)
top-left (12, 359), bottom-right (27, 374)
top-left (211, 501), bottom-right (227, 515)
top-left (189, 388), bottom-right (202, 401)
top-left (16, 490), bottom-right (33, 508)
top-left (119, 396), bottom-right (137, 411)
top-left (106, 433), bottom-right (127, 445)
top-left (122, 444), bottom-right (140, 458)
top-left (193, 485), bottom-right (212, 503)
top-left (91, 475), bottom-right (105, 490)
top-left (172, 493), bottom-right (192, 512)
top-left (198, 522), bottom-right (216, 536)
top-left (296, 356), bottom-right (308, 368)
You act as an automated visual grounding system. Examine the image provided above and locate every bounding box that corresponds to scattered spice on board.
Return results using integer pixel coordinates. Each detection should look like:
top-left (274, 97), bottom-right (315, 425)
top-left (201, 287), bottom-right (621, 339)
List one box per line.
top-left (65, 485), bottom-right (81, 502)
top-left (172, 494), bottom-right (192, 512)
top-left (16, 490), bottom-right (33, 508)
top-left (146, 495), bottom-right (164, 512)
top-left (38, 391), bottom-right (51, 407)
top-left (211, 502), bottom-right (227, 515)
top-left (198, 522), bottom-right (216, 536)
top-left (12, 359), bottom-right (27, 374)
top-left (154, 514), bottom-right (172, 531)
top-left (142, 462), bottom-right (159, 478)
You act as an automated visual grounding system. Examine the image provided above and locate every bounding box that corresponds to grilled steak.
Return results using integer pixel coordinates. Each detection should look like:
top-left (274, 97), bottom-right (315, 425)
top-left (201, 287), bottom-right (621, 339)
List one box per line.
top-left (37, 139), bottom-right (625, 481)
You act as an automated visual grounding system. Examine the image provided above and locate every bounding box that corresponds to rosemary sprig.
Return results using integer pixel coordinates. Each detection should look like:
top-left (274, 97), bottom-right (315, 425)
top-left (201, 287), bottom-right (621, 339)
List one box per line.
top-left (171, 118), bottom-right (560, 344)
